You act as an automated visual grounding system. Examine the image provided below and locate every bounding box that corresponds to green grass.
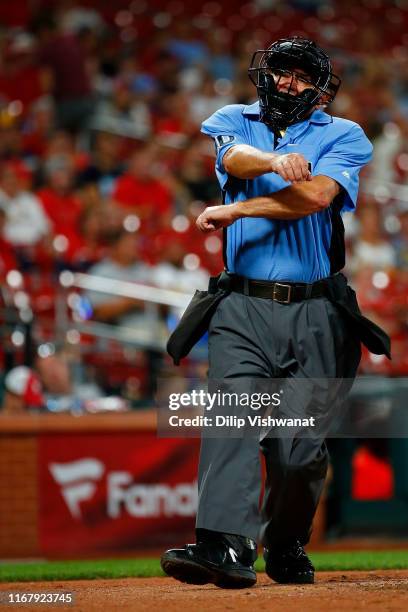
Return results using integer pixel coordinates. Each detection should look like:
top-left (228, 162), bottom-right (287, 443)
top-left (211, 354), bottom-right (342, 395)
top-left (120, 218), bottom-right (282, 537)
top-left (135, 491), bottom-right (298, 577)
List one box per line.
top-left (306, 550), bottom-right (408, 572)
top-left (1, 551), bottom-right (408, 583)
top-left (0, 559), bottom-right (161, 583)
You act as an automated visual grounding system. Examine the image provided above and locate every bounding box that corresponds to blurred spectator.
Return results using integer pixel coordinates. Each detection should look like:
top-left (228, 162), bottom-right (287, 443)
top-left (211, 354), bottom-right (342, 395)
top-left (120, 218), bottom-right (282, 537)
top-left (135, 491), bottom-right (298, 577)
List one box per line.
top-left (71, 204), bottom-right (106, 270)
top-left (190, 73), bottom-right (234, 125)
top-left (117, 56), bottom-right (158, 102)
top-left (393, 209), bottom-right (408, 272)
top-left (1, 350), bottom-right (124, 414)
top-left (22, 95), bottom-right (55, 160)
top-left (113, 143), bottom-right (173, 235)
top-left (91, 77), bottom-right (152, 140)
top-left (392, 56), bottom-right (408, 118)
top-left (0, 30), bottom-right (51, 116)
top-left (77, 131), bottom-right (124, 198)
top-left (83, 228), bottom-right (163, 342)
top-left (351, 202), bottom-right (397, 272)
top-left (0, 109), bottom-right (25, 160)
top-left (167, 22), bottom-right (209, 70)
top-left (347, 59), bottom-right (397, 135)
top-left (35, 349), bottom-right (103, 412)
top-left (154, 91), bottom-right (197, 142)
top-left (37, 154), bottom-right (82, 253)
top-left (153, 237), bottom-right (209, 318)
top-left (43, 129), bottom-right (75, 161)
top-left (0, 160), bottom-right (50, 247)
top-left (0, 208), bottom-right (18, 277)
top-left (34, 14), bottom-right (94, 131)
top-left (206, 30), bottom-right (236, 82)
top-left (57, 0), bottom-right (105, 36)
top-left (370, 118), bottom-right (408, 185)
top-left (177, 138), bottom-right (220, 203)
top-left (2, 365), bottom-right (44, 414)
top-left (151, 49), bottom-right (181, 94)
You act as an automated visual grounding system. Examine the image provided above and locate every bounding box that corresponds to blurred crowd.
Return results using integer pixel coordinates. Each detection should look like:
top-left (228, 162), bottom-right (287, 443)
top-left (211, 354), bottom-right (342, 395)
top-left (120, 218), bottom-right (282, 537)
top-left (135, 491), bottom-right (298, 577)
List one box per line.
top-left (0, 0), bottom-right (407, 410)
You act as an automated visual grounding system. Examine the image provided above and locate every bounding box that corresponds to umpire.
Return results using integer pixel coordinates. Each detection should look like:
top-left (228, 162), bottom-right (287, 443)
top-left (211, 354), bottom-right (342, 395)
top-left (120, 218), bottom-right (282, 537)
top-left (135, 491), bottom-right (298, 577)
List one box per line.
top-left (161, 37), bottom-right (390, 589)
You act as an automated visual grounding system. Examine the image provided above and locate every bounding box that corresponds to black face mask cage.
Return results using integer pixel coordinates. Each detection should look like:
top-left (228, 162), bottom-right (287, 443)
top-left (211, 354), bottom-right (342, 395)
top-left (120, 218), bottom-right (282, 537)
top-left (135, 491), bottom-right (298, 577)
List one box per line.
top-left (248, 38), bottom-right (341, 130)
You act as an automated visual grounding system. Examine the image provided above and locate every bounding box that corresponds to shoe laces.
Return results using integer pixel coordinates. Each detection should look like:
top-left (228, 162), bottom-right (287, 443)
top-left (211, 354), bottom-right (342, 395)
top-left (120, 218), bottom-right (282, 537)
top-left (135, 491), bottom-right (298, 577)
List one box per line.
top-left (191, 539), bottom-right (247, 567)
top-left (288, 541), bottom-right (314, 569)
top-left (292, 541), bottom-right (306, 558)
top-left (196, 531), bottom-right (257, 566)
top-left (222, 534), bottom-right (257, 566)
top-left (267, 540), bottom-right (314, 570)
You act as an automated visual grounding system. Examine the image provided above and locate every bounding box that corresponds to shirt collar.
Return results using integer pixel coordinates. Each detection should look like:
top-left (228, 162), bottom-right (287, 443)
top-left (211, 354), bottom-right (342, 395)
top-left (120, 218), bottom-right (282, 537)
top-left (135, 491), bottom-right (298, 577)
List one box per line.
top-left (241, 102), bottom-right (333, 125)
top-left (241, 101), bottom-right (261, 116)
top-left (308, 109), bottom-right (333, 124)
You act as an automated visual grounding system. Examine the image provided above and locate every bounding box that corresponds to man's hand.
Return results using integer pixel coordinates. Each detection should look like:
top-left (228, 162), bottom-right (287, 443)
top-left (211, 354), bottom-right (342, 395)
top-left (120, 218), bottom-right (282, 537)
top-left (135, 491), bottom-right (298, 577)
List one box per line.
top-left (196, 205), bottom-right (239, 233)
top-left (223, 144), bottom-right (313, 182)
top-left (270, 153), bottom-right (312, 183)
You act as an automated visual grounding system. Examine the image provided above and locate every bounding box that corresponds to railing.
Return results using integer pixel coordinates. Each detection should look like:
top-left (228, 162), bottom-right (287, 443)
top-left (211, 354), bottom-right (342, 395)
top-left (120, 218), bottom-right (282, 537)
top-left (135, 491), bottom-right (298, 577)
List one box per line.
top-left (57, 271), bottom-right (193, 351)
top-left (59, 271), bottom-right (192, 308)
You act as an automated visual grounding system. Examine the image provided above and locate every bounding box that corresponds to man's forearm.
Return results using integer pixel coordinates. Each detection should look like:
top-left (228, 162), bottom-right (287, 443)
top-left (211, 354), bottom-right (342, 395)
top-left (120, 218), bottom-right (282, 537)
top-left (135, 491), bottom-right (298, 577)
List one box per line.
top-left (223, 145), bottom-right (276, 179)
top-left (223, 145), bottom-right (311, 183)
top-left (234, 177), bottom-right (340, 220)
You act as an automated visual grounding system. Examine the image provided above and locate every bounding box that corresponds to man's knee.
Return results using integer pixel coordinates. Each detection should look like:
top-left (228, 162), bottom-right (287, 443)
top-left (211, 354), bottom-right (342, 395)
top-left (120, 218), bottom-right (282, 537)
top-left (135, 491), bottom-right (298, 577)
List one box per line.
top-left (264, 438), bottom-right (329, 478)
top-left (288, 442), bottom-right (329, 482)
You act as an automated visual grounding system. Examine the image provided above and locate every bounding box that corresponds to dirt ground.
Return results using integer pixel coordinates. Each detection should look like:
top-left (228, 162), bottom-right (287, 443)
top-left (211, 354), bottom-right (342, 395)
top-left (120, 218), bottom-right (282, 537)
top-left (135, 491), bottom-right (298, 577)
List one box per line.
top-left (1, 571), bottom-right (408, 611)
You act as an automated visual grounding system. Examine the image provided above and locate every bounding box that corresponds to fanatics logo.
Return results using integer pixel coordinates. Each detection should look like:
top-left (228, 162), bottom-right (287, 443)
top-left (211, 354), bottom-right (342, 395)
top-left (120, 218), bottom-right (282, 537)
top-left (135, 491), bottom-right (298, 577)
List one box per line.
top-left (49, 458), bottom-right (104, 519)
top-left (49, 459), bottom-right (197, 520)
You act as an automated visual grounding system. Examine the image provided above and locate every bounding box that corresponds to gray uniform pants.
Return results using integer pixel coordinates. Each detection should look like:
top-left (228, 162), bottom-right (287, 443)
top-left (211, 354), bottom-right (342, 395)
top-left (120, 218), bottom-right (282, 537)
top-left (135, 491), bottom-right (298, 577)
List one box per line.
top-left (196, 291), bottom-right (361, 546)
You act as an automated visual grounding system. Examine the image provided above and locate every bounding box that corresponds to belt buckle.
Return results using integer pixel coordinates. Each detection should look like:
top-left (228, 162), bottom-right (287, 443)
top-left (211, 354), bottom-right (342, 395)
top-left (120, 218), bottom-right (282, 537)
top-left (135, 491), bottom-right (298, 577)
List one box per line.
top-left (273, 283), bottom-right (292, 304)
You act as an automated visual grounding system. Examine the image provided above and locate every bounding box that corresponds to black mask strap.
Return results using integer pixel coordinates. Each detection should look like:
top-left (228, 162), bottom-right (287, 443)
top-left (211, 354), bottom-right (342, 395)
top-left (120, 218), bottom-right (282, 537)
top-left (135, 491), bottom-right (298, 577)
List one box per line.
top-left (261, 114), bottom-right (285, 147)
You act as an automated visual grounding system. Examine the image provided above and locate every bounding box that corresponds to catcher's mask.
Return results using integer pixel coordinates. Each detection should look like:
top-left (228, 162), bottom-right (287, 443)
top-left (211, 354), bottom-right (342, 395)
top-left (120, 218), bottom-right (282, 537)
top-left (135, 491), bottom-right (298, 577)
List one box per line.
top-left (248, 36), bottom-right (341, 132)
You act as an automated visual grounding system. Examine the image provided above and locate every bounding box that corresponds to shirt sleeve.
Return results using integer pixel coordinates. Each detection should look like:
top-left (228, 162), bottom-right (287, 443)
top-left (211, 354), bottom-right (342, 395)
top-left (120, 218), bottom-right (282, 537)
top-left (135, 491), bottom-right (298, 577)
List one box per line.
top-left (201, 105), bottom-right (247, 189)
top-left (29, 196), bottom-right (51, 236)
top-left (313, 124), bottom-right (373, 212)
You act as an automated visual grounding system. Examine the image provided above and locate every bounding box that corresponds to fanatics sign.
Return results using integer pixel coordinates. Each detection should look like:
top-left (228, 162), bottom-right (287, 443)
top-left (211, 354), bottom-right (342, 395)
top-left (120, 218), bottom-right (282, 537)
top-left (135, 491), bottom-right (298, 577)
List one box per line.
top-left (38, 433), bottom-right (199, 555)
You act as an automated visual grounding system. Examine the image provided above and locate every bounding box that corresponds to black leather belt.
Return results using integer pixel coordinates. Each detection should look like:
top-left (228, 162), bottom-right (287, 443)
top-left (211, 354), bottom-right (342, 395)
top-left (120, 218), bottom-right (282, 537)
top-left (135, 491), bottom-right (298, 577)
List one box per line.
top-left (229, 274), bottom-right (329, 304)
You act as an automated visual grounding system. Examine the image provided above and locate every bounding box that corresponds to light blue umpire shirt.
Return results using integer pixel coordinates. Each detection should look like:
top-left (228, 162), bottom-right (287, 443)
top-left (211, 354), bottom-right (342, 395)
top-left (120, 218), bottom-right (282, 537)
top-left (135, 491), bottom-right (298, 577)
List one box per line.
top-left (201, 102), bottom-right (373, 283)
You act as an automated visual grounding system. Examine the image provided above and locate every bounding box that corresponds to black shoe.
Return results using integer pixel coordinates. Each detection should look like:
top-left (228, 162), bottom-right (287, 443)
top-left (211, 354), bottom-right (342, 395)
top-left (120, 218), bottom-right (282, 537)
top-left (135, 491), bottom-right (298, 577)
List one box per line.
top-left (161, 537), bottom-right (257, 589)
top-left (264, 540), bottom-right (315, 584)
